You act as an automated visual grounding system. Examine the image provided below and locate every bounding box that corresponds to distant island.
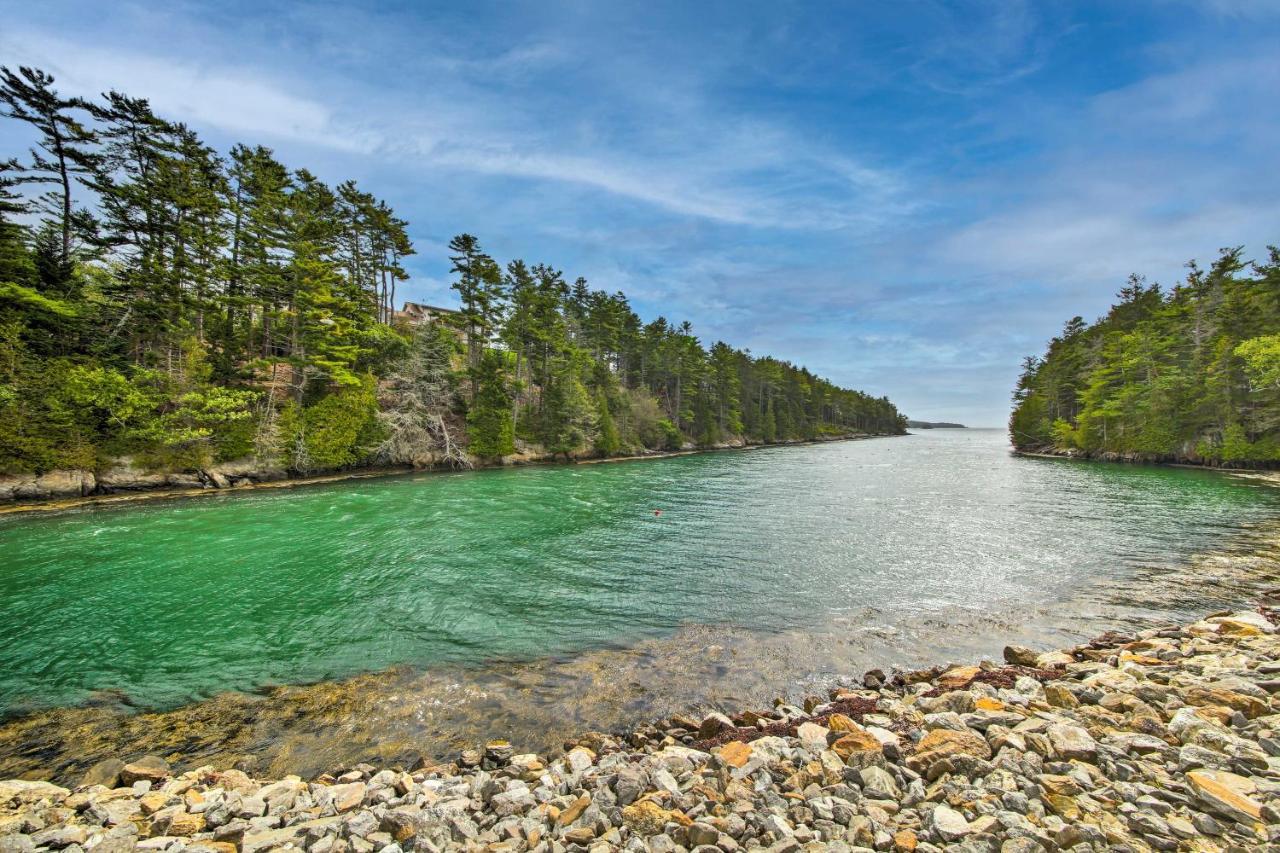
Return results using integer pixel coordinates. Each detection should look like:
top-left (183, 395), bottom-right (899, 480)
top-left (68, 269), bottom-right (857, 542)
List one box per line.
top-left (906, 420), bottom-right (967, 429)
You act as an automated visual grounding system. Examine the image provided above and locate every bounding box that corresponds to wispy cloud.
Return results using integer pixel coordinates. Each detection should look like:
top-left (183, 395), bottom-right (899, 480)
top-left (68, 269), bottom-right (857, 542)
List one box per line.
top-left (2, 1), bottom-right (1277, 427)
top-left (1, 30), bottom-right (380, 153)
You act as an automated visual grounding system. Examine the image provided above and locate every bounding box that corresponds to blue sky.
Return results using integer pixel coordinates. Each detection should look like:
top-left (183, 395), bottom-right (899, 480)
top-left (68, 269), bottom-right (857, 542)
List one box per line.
top-left (3, 1), bottom-right (1278, 426)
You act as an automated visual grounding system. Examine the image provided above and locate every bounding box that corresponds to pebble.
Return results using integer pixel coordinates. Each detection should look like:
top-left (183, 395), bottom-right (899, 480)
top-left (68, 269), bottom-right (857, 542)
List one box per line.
top-left (4, 607), bottom-right (1280, 850)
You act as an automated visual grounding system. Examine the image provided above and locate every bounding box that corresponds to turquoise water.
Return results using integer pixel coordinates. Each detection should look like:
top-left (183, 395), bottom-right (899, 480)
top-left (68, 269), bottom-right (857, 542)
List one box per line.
top-left (2, 429), bottom-right (1278, 717)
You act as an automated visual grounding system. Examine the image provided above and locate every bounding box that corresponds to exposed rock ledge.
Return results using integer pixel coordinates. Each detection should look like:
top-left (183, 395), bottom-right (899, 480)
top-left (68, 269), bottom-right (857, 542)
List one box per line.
top-left (4, 605), bottom-right (1280, 851)
top-left (0, 433), bottom-right (890, 510)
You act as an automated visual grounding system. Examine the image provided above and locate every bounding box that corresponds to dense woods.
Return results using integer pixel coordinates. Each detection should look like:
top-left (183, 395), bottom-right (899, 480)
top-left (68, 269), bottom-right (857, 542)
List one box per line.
top-left (0, 66), bottom-right (904, 480)
top-left (1011, 245), bottom-right (1280, 466)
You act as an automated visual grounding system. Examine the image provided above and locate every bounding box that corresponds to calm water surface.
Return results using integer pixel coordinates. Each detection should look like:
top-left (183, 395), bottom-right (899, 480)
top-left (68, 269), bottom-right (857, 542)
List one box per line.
top-left (2, 429), bottom-right (1279, 779)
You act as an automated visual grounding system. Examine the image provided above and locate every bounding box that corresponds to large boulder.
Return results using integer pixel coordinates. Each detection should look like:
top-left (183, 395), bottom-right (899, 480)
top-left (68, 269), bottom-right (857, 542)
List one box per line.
top-left (2, 470), bottom-right (95, 500)
top-left (98, 460), bottom-right (168, 491)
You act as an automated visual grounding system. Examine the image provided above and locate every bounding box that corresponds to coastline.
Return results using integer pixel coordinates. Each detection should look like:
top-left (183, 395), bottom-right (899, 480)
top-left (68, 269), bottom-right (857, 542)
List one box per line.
top-left (0, 432), bottom-right (898, 517)
top-left (3, 603), bottom-right (1278, 850)
top-left (1012, 445), bottom-right (1279, 474)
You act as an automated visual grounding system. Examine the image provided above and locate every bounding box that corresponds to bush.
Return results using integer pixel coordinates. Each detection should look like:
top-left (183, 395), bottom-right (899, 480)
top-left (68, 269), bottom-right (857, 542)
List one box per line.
top-left (657, 418), bottom-right (682, 451)
top-left (279, 377), bottom-right (383, 473)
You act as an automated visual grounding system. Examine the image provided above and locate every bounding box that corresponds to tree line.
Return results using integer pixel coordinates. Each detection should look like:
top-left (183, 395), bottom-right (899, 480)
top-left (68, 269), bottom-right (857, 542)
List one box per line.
top-left (0, 65), bottom-right (904, 477)
top-left (1010, 245), bottom-right (1280, 465)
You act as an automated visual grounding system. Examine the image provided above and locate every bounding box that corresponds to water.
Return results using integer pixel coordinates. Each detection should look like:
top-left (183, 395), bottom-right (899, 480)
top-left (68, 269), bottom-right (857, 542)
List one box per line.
top-left (2, 429), bottom-right (1280, 780)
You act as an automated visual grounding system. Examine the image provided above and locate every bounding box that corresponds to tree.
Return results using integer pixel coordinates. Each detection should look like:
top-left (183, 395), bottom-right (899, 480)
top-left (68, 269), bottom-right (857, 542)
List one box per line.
top-left (594, 389), bottom-right (620, 456)
top-left (467, 349), bottom-right (515, 458)
top-left (448, 233), bottom-right (504, 392)
top-left (0, 67), bottom-right (99, 265)
top-left (0, 65), bottom-right (908, 478)
top-left (377, 323), bottom-right (469, 468)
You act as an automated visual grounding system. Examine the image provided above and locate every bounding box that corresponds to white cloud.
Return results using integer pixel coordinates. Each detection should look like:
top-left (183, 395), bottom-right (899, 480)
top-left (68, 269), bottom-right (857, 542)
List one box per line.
top-left (1, 31), bottom-right (379, 152)
top-left (4, 15), bottom-right (917, 233)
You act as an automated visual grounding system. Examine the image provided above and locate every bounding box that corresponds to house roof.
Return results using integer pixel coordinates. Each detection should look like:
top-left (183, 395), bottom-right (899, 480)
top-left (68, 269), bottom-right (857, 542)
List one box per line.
top-left (401, 302), bottom-right (460, 315)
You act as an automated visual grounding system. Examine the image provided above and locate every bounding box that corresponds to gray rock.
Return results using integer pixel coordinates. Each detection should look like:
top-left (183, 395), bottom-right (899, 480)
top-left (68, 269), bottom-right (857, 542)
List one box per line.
top-left (0, 835), bottom-right (35, 853)
top-left (930, 805), bottom-right (972, 841)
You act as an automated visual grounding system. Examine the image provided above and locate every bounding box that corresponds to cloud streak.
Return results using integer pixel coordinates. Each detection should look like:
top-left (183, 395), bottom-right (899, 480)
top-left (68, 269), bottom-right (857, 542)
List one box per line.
top-left (2, 1), bottom-right (1277, 427)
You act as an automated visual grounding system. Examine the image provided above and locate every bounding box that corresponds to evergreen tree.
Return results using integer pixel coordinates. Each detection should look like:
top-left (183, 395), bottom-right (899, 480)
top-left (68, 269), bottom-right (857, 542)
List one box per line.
top-left (467, 349), bottom-right (515, 458)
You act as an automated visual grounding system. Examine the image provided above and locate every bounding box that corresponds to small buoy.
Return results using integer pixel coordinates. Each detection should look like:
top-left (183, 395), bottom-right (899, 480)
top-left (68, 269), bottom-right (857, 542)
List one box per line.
top-left (653, 509), bottom-right (662, 516)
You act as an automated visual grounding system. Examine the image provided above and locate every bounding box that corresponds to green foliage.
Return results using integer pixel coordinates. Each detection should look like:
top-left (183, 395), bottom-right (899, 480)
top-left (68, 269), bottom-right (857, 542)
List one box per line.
top-left (0, 64), bottom-right (907, 480)
top-left (1220, 423), bottom-right (1252, 463)
top-left (467, 350), bottom-right (515, 458)
top-left (1011, 246), bottom-right (1280, 466)
top-left (1237, 335), bottom-right (1280, 390)
top-left (594, 391), bottom-right (621, 456)
top-left (540, 362), bottom-right (596, 457)
top-left (282, 376), bottom-right (382, 472)
top-left (1050, 418), bottom-right (1078, 450)
top-left (656, 418), bottom-right (682, 451)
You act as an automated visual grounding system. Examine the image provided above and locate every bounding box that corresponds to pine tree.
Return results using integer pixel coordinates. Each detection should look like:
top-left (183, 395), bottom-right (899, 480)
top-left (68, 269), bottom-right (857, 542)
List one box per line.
top-left (467, 349), bottom-right (515, 458)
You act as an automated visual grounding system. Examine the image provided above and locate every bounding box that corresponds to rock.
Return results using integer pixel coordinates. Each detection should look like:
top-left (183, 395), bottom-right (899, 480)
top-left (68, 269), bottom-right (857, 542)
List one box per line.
top-left (138, 792), bottom-right (170, 815)
top-left (484, 739), bottom-right (514, 765)
top-left (622, 800), bottom-right (689, 835)
top-left (697, 712), bottom-right (735, 739)
top-left (1036, 650), bottom-right (1074, 668)
top-left (120, 756), bottom-right (170, 786)
top-left (563, 745), bottom-right (595, 772)
top-left (831, 728), bottom-right (884, 767)
top-left (1002, 645), bottom-right (1040, 667)
top-left (1186, 769), bottom-right (1263, 824)
top-left (795, 722), bottom-right (828, 748)
top-left (892, 828), bottom-right (917, 851)
top-left (1043, 684), bottom-right (1078, 708)
top-left (167, 812), bottom-right (205, 837)
top-left (77, 758), bottom-right (125, 789)
top-left (563, 826), bottom-right (595, 844)
top-left (717, 741), bottom-right (752, 768)
top-left (1184, 686), bottom-right (1269, 718)
top-left (613, 767), bottom-right (647, 805)
top-left (906, 728), bottom-right (990, 772)
top-left (556, 794), bottom-right (590, 827)
top-left (97, 462), bottom-right (169, 491)
top-left (937, 666), bottom-right (979, 690)
top-left (490, 786), bottom-right (535, 816)
top-left (0, 835), bottom-right (35, 853)
top-left (241, 817), bottom-right (340, 853)
top-left (327, 782), bottom-right (365, 812)
top-left (826, 713), bottom-right (859, 733)
top-left (687, 822), bottom-right (719, 846)
top-left (931, 805), bottom-right (972, 841)
top-left (1046, 723), bottom-right (1097, 761)
top-left (858, 765), bottom-right (899, 799)
top-left (30, 827), bottom-right (87, 849)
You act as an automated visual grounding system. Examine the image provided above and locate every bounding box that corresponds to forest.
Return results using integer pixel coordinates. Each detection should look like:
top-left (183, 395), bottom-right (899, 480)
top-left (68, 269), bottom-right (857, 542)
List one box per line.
top-left (1010, 245), bottom-right (1280, 465)
top-left (0, 66), bottom-right (904, 479)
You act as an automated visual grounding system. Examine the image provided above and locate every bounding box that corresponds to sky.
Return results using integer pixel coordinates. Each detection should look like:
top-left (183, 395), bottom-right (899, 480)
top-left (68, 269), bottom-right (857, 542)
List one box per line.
top-left (2, 1), bottom-right (1278, 426)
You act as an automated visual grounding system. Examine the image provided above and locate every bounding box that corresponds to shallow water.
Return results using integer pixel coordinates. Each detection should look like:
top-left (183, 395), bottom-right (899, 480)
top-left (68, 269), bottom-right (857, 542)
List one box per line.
top-left (2, 429), bottom-right (1279, 780)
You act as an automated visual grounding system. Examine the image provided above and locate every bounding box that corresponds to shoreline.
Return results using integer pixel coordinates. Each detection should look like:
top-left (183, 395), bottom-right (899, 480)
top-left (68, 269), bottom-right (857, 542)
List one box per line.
top-left (1012, 445), bottom-right (1280, 474)
top-left (0, 432), bottom-right (898, 517)
top-left (3, 604), bottom-right (1278, 850)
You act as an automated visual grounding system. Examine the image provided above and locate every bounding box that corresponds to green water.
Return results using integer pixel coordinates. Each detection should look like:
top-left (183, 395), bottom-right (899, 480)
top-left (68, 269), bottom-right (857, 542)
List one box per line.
top-left (2, 429), bottom-right (1278, 718)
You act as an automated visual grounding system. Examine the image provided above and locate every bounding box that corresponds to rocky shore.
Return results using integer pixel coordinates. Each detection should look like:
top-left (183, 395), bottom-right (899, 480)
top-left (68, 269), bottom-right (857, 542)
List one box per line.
top-left (1014, 446), bottom-right (1279, 472)
top-left (5, 608), bottom-right (1280, 851)
top-left (0, 433), bottom-right (887, 513)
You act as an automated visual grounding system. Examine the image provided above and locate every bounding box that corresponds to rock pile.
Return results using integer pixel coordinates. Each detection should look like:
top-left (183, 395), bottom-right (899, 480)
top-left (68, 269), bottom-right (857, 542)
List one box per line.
top-left (4, 608), bottom-right (1280, 851)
